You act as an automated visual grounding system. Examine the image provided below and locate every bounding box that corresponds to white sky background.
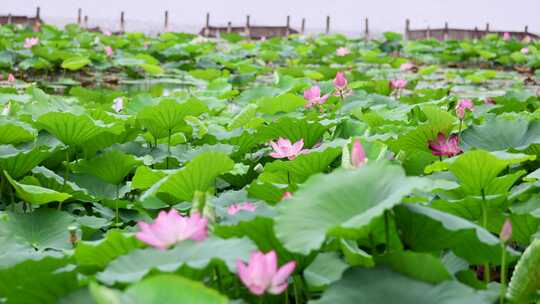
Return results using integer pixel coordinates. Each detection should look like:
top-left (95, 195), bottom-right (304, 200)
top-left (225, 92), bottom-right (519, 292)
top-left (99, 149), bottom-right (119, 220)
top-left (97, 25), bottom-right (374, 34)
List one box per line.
top-left (2, 0), bottom-right (540, 36)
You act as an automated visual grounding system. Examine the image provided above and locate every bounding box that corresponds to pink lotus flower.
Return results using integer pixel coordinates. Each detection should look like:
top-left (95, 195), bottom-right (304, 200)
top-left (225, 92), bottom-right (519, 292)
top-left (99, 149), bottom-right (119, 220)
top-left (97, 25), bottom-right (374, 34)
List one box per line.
top-left (282, 192), bottom-right (293, 200)
top-left (23, 37), bottom-right (39, 49)
top-left (136, 209), bottom-right (208, 250)
top-left (105, 46), bottom-right (114, 57)
top-left (503, 32), bottom-right (511, 41)
top-left (521, 47), bottom-right (529, 54)
top-left (500, 218), bottom-right (512, 243)
top-left (428, 133), bottom-right (462, 157)
top-left (333, 72), bottom-right (348, 90)
top-left (7, 74), bottom-right (15, 83)
top-left (102, 30), bottom-right (112, 36)
top-left (333, 72), bottom-right (352, 97)
top-left (390, 79), bottom-right (408, 90)
top-left (112, 97), bottom-right (124, 113)
top-left (236, 250), bottom-right (296, 295)
top-left (400, 62), bottom-right (415, 71)
top-left (336, 47), bottom-right (351, 57)
top-left (455, 99), bottom-right (474, 119)
top-left (228, 202), bottom-right (257, 215)
top-left (351, 139), bottom-right (367, 168)
top-left (269, 138), bottom-right (307, 160)
top-left (304, 86), bottom-right (329, 109)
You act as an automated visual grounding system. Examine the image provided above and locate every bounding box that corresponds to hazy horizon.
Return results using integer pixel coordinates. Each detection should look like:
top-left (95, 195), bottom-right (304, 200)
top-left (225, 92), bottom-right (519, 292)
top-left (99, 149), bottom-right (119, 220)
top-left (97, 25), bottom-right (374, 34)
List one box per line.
top-left (3, 0), bottom-right (539, 36)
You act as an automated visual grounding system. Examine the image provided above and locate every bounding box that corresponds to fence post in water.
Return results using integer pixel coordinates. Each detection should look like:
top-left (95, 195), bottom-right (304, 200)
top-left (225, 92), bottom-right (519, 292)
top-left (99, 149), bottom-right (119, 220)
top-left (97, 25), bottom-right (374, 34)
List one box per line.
top-left (245, 15), bottom-right (251, 38)
top-left (443, 22), bottom-right (449, 40)
top-left (164, 11), bottom-right (169, 32)
top-left (405, 19), bottom-right (410, 40)
top-left (77, 8), bottom-right (82, 25)
top-left (474, 26), bottom-right (478, 39)
top-left (427, 26), bottom-right (432, 39)
top-left (7, 14), bottom-right (12, 24)
top-left (325, 16), bottom-right (330, 34)
top-left (364, 17), bottom-right (369, 42)
top-left (524, 25), bottom-right (529, 33)
top-left (485, 22), bottom-right (490, 33)
top-left (120, 11), bottom-right (125, 32)
top-left (301, 18), bottom-right (305, 35)
top-left (286, 15), bottom-right (290, 36)
top-left (203, 12), bottom-right (210, 36)
top-left (227, 21), bottom-right (232, 33)
top-left (84, 15), bottom-right (88, 28)
top-left (35, 7), bottom-right (40, 20)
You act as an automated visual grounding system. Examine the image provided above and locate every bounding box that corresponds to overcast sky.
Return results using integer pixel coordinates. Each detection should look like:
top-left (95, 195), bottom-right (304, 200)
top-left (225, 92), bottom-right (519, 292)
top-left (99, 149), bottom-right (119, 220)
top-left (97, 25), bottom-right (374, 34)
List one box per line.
top-left (3, 0), bottom-right (539, 35)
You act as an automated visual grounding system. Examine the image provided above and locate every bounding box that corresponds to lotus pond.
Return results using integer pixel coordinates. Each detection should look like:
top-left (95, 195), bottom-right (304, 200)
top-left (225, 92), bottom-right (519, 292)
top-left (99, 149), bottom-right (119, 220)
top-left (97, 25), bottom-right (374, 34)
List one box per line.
top-left (0, 24), bottom-right (540, 303)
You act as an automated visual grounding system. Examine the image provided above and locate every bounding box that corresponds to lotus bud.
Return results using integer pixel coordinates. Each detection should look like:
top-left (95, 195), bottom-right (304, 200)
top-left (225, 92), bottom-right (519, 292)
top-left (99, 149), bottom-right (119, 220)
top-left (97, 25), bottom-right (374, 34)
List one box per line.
top-left (500, 219), bottom-right (512, 243)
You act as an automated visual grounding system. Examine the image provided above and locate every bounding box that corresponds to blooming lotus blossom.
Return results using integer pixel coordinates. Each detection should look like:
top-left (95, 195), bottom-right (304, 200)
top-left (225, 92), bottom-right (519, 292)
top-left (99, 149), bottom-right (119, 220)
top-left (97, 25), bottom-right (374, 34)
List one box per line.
top-left (102, 30), bottom-right (112, 36)
top-left (502, 32), bottom-right (511, 40)
top-left (112, 97), bottom-right (124, 113)
top-left (400, 62), bottom-right (415, 71)
top-left (390, 79), bottom-right (407, 90)
top-left (269, 138), bottom-right (307, 160)
top-left (334, 72), bottom-right (348, 90)
top-left (1, 102), bottom-right (10, 116)
top-left (7, 74), bottom-right (15, 83)
top-left (428, 133), bottom-right (462, 157)
top-left (105, 46), bottom-right (114, 57)
top-left (304, 86), bottom-right (329, 109)
top-left (23, 37), bottom-right (39, 49)
top-left (521, 47), bottom-right (529, 54)
top-left (136, 209), bottom-right (208, 250)
top-left (351, 139), bottom-right (367, 168)
top-left (500, 219), bottom-right (512, 243)
top-left (228, 202), bottom-right (257, 215)
top-left (333, 72), bottom-right (352, 97)
top-left (336, 47), bottom-right (351, 56)
top-left (455, 99), bottom-right (474, 119)
top-left (282, 192), bottom-right (293, 200)
top-left (236, 250), bottom-right (296, 295)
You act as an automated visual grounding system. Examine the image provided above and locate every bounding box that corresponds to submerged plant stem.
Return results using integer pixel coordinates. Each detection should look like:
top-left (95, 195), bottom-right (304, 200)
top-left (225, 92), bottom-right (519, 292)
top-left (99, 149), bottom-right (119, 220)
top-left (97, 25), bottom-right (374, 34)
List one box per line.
top-left (499, 245), bottom-right (507, 304)
top-left (481, 188), bottom-right (490, 283)
top-left (384, 210), bottom-right (390, 253)
top-left (115, 184), bottom-right (120, 225)
top-left (59, 149), bottom-right (70, 211)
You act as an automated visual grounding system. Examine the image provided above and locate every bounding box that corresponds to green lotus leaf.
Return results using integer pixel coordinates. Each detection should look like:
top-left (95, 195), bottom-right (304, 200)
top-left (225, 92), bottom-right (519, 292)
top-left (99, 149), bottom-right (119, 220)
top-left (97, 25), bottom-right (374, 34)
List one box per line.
top-left (4, 171), bottom-right (71, 205)
top-left (275, 161), bottom-right (427, 255)
top-left (72, 150), bottom-right (141, 185)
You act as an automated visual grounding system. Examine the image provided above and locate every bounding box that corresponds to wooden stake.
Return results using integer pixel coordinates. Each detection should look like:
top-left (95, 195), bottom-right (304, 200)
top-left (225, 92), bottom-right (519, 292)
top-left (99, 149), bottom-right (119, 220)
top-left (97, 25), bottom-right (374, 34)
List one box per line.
top-left (405, 19), bottom-right (410, 40)
top-left (325, 15), bottom-right (330, 34)
top-left (427, 26), bottom-right (431, 39)
top-left (77, 8), bottom-right (82, 25)
top-left (84, 15), bottom-right (88, 28)
top-left (120, 11), bottom-right (125, 32)
top-left (364, 17), bottom-right (369, 42)
top-left (227, 21), bottom-right (232, 33)
top-left (245, 15), bottom-right (250, 37)
top-left (485, 23), bottom-right (490, 33)
top-left (286, 15), bottom-right (290, 36)
top-left (524, 25), bottom-right (529, 33)
top-left (301, 18), bottom-right (305, 35)
top-left (35, 7), bottom-right (40, 19)
top-left (444, 22), bottom-right (449, 40)
top-left (7, 14), bottom-right (12, 24)
top-left (164, 11), bottom-right (169, 31)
